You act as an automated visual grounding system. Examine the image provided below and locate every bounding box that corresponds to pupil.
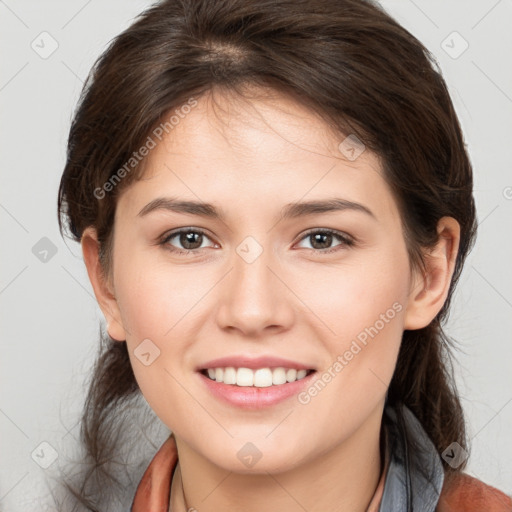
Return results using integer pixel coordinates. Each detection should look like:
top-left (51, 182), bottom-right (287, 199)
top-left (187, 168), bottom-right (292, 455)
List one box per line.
top-left (181, 232), bottom-right (201, 249)
top-left (312, 233), bottom-right (331, 249)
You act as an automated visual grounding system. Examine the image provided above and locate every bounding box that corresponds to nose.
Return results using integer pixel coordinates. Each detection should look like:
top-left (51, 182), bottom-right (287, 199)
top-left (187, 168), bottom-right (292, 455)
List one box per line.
top-left (215, 243), bottom-right (295, 338)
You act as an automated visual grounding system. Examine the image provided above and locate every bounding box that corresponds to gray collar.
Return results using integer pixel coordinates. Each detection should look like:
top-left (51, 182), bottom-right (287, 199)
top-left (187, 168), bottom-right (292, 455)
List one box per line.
top-left (379, 403), bottom-right (445, 512)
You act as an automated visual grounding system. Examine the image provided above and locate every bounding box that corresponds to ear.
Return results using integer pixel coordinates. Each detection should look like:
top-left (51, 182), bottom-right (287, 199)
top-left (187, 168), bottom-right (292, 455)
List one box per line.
top-left (81, 226), bottom-right (127, 341)
top-left (404, 217), bottom-right (460, 330)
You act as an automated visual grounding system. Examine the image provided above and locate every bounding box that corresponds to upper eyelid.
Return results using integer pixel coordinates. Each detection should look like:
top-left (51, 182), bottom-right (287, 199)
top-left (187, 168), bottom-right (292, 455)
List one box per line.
top-left (297, 227), bottom-right (353, 240)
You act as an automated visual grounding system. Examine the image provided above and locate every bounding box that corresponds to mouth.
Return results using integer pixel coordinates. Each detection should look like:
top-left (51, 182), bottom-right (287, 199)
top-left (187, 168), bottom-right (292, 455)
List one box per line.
top-left (197, 367), bottom-right (318, 409)
top-left (199, 367), bottom-right (316, 387)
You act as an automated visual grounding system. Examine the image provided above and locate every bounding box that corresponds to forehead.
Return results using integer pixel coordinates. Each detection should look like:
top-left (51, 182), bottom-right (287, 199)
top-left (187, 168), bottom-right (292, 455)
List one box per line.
top-left (117, 88), bottom-right (398, 222)
top-left (155, 87), bottom-right (373, 167)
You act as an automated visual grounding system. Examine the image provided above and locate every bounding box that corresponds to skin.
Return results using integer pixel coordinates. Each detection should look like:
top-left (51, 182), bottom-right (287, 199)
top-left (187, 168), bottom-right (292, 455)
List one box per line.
top-left (81, 86), bottom-right (460, 512)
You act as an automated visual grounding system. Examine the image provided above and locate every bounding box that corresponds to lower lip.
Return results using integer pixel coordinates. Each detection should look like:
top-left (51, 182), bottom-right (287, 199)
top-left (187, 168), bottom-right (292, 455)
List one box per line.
top-left (198, 371), bottom-right (317, 409)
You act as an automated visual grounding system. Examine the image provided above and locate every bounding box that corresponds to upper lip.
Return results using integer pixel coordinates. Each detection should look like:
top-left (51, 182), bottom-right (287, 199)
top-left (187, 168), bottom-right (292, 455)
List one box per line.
top-left (197, 355), bottom-right (315, 371)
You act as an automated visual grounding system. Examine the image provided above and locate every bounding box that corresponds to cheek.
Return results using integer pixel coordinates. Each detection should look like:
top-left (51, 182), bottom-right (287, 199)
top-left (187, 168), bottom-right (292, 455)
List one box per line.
top-left (115, 267), bottom-right (197, 423)
top-left (113, 245), bottom-right (206, 339)
top-left (295, 242), bottom-right (410, 340)
top-left (111, 249), bottom-right (219, 416)
top-left (292, 271), bottom-right (406, 450)
top-left (295, 243), bottom-right (409, 399)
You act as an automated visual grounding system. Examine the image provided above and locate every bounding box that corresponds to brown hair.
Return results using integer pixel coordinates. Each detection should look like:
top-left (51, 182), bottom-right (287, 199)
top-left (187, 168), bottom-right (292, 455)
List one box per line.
top-left (55, 0), bottom-right (477, 509)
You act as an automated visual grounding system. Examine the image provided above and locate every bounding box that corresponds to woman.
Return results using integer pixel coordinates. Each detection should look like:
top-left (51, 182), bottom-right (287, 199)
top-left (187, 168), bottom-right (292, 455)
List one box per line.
top-left (56, 0), bottom-right (511, 510)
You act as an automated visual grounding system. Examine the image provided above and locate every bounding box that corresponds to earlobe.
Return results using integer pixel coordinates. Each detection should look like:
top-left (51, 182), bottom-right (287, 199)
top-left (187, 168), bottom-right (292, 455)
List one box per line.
top-left (403, 217), bottom-right (460, 330)
top-left (81, 227), bottom-right (127, 341)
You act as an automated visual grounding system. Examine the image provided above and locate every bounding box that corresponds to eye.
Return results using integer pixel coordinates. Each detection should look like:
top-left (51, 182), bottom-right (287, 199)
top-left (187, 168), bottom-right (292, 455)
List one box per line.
top-left (295, 229), bottom-right (355, 254)
top-left (159, 227), bottom-right (355, 256)
top-left (159, 228), bottom-right (216, 254)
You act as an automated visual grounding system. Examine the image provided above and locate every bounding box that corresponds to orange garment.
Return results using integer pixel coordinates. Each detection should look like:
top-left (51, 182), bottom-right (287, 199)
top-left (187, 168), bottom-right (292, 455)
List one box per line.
top-left (437, 472), bottom-right (512, 512)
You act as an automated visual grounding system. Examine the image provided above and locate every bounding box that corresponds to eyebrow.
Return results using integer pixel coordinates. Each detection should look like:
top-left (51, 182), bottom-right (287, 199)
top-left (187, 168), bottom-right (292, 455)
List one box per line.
top-left (137, 196), bottom-right (376, 221)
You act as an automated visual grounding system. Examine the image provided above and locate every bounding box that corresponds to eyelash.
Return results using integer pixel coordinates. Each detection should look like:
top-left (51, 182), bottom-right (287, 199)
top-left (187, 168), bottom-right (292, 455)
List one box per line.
top-left (158, 227), bottom-right (355, 256)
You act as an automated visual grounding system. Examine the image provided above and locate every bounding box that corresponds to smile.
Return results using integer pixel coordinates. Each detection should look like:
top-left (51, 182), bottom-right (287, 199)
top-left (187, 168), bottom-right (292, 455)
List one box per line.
top-left (198, 367), bottom-right (317, 409)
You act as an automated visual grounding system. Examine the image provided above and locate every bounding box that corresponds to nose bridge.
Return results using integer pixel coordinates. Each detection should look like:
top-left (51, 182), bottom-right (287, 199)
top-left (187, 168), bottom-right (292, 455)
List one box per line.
top-left (216, 235), bottom-right (293, 334)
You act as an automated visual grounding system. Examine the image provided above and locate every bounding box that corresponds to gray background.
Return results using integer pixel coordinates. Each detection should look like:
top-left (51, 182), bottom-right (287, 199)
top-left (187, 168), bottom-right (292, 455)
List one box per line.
top-left (1, 0), bottom-right (511, 510)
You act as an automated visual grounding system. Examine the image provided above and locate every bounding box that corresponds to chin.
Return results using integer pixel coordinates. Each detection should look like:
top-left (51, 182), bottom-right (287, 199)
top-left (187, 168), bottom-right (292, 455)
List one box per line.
top-left (200, 436), bottom-right (308, 475)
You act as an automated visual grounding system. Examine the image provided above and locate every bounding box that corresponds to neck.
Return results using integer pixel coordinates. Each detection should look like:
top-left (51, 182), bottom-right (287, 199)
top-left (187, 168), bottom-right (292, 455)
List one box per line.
top-left (172, 404), bottom-right (385, 512)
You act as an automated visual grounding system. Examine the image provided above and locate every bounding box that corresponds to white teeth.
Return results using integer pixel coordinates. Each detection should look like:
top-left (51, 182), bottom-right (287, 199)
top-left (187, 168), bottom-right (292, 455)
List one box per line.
top-left (223, 367), bottom-right (237, 385)
top-left (204, 366), bottom-right (312, 386)
top-left (236, 367), bottom-right (254, 387)
top-left (286, 369), bottom-right (297, 382)
top-left (296, 369), bottom-right (308, 380)
top-left (272, 367), bottom-right (287, 385)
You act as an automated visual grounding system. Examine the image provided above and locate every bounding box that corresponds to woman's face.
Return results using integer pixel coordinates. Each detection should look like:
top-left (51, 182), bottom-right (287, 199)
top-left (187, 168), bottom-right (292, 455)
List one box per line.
top-left (105, 88), bottom-right (421, 473)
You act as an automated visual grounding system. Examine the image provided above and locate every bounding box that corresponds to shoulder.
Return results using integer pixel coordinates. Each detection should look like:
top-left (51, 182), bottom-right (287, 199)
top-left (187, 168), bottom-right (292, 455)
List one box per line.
top-left (437, 472), bottom-right (512, 512)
